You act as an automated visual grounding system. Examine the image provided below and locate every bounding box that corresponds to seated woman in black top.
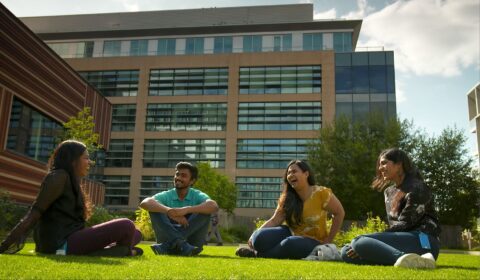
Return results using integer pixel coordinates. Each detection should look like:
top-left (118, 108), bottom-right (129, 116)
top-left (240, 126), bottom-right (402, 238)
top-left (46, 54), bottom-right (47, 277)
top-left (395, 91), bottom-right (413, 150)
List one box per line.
top-left (340, 148), bottom-right (441, 269)
top-left (0, 140), bottom-right (142, 256)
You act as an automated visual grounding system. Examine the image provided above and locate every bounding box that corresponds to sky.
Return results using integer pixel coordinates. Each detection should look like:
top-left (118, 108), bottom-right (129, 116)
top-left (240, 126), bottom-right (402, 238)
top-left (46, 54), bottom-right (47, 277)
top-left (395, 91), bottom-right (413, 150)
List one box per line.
top-left (2, 0), bottom-right (479, 158)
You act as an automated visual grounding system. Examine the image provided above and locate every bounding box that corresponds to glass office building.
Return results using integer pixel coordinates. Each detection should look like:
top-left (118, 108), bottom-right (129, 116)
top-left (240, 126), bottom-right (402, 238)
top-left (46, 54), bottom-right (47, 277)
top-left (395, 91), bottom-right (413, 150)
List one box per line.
top-left (21, 3), bottom-right (396, 216)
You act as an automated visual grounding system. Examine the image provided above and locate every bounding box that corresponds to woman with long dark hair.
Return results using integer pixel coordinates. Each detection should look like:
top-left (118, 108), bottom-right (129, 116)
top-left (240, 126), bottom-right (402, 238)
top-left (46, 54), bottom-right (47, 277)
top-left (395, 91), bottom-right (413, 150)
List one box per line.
top-left (236, 159), bottom-right (345, 259)
top-left (340, 148), bottom-right (441, 268)
top-left (0, 140), bottom-right (142, 256)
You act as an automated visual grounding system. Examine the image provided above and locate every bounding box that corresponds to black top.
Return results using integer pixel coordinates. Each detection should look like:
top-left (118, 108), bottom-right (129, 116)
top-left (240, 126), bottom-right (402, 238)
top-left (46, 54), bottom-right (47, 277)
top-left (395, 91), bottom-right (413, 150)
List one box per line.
top-left (32, 169), bottom-right (85, 254)
top-left (384, 173), bottom-right (441, 237)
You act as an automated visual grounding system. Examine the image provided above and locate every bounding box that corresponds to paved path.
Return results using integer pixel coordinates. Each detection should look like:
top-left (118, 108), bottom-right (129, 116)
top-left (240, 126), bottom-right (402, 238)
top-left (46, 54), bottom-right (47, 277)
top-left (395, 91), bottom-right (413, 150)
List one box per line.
top-left (441, 249), bottom-right (480, 256)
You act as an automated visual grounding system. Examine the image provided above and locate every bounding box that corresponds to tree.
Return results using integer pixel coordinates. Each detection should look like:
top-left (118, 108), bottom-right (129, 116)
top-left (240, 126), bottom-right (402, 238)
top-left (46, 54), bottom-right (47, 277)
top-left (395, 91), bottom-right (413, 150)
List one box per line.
top-left (62, 107), bottom-right (102, 153)
top-left (308, 112), bottom-right (480, 229)
top-left (407, 127), bottom-right (480, 229)
top-left (308, 113), bottom-right (410, 219)
top-left (195, 162), bottom-right (237, 214)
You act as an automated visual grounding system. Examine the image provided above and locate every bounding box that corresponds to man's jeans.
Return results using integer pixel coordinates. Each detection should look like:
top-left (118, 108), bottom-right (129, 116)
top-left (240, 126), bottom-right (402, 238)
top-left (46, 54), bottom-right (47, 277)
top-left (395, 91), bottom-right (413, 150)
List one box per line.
top-left (149, 212), bottom-right (210, 248)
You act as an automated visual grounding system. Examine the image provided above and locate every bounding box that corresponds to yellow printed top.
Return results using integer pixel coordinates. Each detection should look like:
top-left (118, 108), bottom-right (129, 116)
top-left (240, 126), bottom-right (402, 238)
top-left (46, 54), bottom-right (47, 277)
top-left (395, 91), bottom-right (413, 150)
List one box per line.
top-left (285, 186), bottom-right (332, 241)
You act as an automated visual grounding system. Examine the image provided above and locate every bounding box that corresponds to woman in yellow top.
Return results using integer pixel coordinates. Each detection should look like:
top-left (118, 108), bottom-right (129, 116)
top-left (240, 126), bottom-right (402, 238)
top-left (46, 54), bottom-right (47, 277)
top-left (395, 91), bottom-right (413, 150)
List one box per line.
top-left (236, 160), bottom-right (345, 259)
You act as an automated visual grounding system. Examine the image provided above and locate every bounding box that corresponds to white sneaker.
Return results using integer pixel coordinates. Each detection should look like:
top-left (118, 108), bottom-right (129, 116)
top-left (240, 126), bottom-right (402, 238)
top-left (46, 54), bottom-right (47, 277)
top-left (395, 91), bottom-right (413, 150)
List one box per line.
top-left (394, 253), bottom-right (436, 269)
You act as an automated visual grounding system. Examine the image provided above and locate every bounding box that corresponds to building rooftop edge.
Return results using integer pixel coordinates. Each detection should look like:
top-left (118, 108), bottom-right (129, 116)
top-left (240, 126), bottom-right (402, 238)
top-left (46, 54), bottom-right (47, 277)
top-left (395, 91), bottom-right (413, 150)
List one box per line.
top-left (466, 82), bottom-right (480, 96)
top-left (20, 3), bottom-right (313, 18)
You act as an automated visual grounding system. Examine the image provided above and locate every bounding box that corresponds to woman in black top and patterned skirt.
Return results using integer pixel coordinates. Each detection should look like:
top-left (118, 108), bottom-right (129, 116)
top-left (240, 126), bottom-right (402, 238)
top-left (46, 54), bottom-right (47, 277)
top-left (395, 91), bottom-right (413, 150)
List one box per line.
top-left (340, 148), bottom-right (441, 269)
top-left (0, 140), bottom-right (142, 256)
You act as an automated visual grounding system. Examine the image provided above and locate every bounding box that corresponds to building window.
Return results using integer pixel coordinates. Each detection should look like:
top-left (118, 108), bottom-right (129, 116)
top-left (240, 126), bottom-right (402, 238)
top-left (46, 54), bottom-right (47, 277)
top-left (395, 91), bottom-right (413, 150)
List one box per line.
top-left (146, 103), bottom-right (227, 131)
top-left (303, 33), bottom-right (323, 51)
top-left (130, 40), bottom-right (148, 56)
top-left (335, 52), bottom-right (396, 121)
top-left (274, 34), bottom-right (292, 51)
top-left (103, 40), bottom-right (122, 57)
top-left (236, 177), bottom-right (282, 208)
top-left (236, 139), bottom-right (309, 169)
top-left (157, 38), bottom-right (176, 55)
top-left (90, 149), bottom-right (106, 168)
top-left (243, 35), bottom-right (262, 52)
top-left (105, 139), bottom-right (133, 167)
top-left (7, 98), bottom-right (63, 163)
top-left (213, 36), bottom-right (233, 54)
top-left (103, 175), bottom-right (130, 206)
top-left (239, 66), bottom-right (321, 94)
top-left (140, 176), bottom-right (172, 201)
top-left (79, 70), bottom-right (139, 97)
top-left (111, 104), bottom-right (136, 131)
top-left (149, 68), bottom-right (228, 96)
top-left (143, 139), bottom-right (226, 168)
top-left (238, 102), bottom-right (321, 131)
top-left (48, 41), bottom-right (94, 58)
top-left (185, 37), bottom-right (204, 55)
top-left (333, 32), bottom-right (353, 52)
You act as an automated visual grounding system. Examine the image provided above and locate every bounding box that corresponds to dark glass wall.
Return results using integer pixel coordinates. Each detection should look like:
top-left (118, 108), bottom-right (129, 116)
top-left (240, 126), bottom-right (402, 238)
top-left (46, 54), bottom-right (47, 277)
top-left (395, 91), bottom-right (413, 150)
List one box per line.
top-left (335, 51), bottom-right (396, 121)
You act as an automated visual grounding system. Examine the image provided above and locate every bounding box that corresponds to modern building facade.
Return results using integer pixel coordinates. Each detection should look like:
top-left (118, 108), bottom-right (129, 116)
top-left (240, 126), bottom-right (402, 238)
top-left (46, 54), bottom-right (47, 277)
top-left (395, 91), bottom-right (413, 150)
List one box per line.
top-left (467, 82), bottom-right (480, 167)
top-left (0, 3), bottom-right (112, 205)
top-left (20, 4), bottom-right (396, 217)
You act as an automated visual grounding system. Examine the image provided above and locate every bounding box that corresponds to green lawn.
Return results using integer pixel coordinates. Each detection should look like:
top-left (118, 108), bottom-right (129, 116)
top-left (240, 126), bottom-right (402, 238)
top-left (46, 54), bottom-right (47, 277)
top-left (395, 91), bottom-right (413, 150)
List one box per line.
top-left (0, 243), bottom-right (478, 279)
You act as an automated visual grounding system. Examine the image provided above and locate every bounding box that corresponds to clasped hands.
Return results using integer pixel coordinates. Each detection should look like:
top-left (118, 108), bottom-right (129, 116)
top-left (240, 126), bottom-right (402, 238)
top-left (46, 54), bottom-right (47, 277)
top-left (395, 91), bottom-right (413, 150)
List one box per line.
top-left (166, 207), bottom-right (191, 227)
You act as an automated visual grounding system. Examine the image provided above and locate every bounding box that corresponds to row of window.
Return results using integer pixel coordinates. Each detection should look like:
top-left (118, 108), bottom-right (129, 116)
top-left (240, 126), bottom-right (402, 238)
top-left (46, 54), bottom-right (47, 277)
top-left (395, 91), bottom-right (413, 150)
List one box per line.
top-left (103, 175), bottom-right (284, 208)
top-left (47, 32), bottom-right (353, 58)
top-left (145, 103), bottom-right (227, 132)
top-left (104, 138), bottom-right (309, 169)
top-left (80, 66), bottom-right (322, 97)
top-left (335, 52), bottom-right (395, 94)
top-left (7, 99), bottom-right (63, 163)
top-left (149, 68), bottom-right (229, 96)
top-left (239, 66), bottom-right (321, 94)
top-left (113, 101), bottom-right (321, 132)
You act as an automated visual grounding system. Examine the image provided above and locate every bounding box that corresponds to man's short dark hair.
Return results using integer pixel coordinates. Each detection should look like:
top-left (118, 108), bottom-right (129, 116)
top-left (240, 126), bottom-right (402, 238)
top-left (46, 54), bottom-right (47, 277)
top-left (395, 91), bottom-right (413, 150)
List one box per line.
top-left (175, 162), bottom-right (198, 181)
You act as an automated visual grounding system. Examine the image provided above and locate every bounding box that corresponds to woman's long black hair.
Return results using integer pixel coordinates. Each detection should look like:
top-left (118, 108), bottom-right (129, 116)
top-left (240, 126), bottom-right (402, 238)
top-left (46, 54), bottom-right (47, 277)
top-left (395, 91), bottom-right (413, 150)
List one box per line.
top-left (277, 160), bottom-right (316, 229)
top-left (47, 140), bottom-right (92, 220)
top-left (371, 148), bottom-right (423, 215)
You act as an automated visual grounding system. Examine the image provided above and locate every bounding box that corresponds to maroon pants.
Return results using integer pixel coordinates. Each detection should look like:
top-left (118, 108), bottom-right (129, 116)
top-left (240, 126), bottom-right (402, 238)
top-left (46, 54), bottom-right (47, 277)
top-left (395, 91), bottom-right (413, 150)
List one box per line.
top-left (67, 218), bottom-right (142, 255)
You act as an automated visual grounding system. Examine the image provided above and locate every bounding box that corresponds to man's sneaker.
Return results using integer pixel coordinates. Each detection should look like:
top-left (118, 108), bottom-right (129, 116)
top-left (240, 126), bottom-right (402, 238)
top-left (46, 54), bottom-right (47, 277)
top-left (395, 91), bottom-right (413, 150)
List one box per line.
top-left (394, 253), bottom-right (436, 269)
top-left (175, 240), bottom-right (202, 256)
top-left (151, 242), bottom-right (174, 255)
top-left (235, 247), bottom-right (256, 258)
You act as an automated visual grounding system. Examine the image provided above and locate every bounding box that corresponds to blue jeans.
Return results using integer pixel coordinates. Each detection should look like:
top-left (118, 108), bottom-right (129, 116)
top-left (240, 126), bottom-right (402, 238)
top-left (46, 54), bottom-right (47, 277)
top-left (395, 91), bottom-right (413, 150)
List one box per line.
top-left (251, 225), bottom-right (320, 259)
top-left (340, 231), bottom-right (440, 265)
top-left (149, 212), bottom-right (210, 248)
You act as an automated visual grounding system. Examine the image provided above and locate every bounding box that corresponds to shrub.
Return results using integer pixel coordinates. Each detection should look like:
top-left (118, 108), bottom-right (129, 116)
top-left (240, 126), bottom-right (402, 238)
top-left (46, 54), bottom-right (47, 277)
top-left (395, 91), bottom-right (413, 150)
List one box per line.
top-left (330, 213), bottom-right (388, 248)
top-left (135, 208), bottom-right (155, 241)
top-left (0, 190), bottom-right (28, 234)
top-left (86, 206), bottom-right (118, 227)
top-left (254, 218), bottom-right (266, 230)
top-left (219, 225), bottom-right (250, 243)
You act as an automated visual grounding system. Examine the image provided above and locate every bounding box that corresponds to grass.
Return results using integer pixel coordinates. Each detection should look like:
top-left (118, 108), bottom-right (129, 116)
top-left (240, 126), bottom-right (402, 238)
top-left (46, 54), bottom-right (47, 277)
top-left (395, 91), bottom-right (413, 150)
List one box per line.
top-left (0, 243), bottom-right (478, 279)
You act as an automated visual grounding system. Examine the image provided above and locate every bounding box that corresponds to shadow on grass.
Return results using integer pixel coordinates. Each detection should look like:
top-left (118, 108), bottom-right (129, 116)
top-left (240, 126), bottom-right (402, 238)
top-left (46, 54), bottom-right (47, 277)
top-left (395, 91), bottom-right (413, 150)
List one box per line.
top-left (437, 265), bottom-right (480, 271)
top-left (195, 254), bottom-right (237, 260)
top-left (14, 252), bottom-right (125, 265)
top-left (41, 255), bottom-right (126, 265)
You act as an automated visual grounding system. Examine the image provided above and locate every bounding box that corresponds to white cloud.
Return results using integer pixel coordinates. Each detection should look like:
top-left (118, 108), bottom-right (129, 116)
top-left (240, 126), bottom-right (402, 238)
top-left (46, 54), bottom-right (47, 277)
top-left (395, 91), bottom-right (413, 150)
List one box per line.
top-left (395, 78), bottom-right (407, 103)
top-left (117, 0), bottom-right (140, 12)
top-left (341, 0), bottom-right (375, 19)
top-left (313, 8), bottom-right (337, 19)
top-left (351, 0), bottom-right (479, 77)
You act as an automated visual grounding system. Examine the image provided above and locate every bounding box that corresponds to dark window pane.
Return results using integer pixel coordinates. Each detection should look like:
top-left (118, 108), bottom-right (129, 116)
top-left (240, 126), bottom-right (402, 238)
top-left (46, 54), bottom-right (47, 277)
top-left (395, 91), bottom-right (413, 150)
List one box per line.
top-left (7, 98), bottom-right (62, 163)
